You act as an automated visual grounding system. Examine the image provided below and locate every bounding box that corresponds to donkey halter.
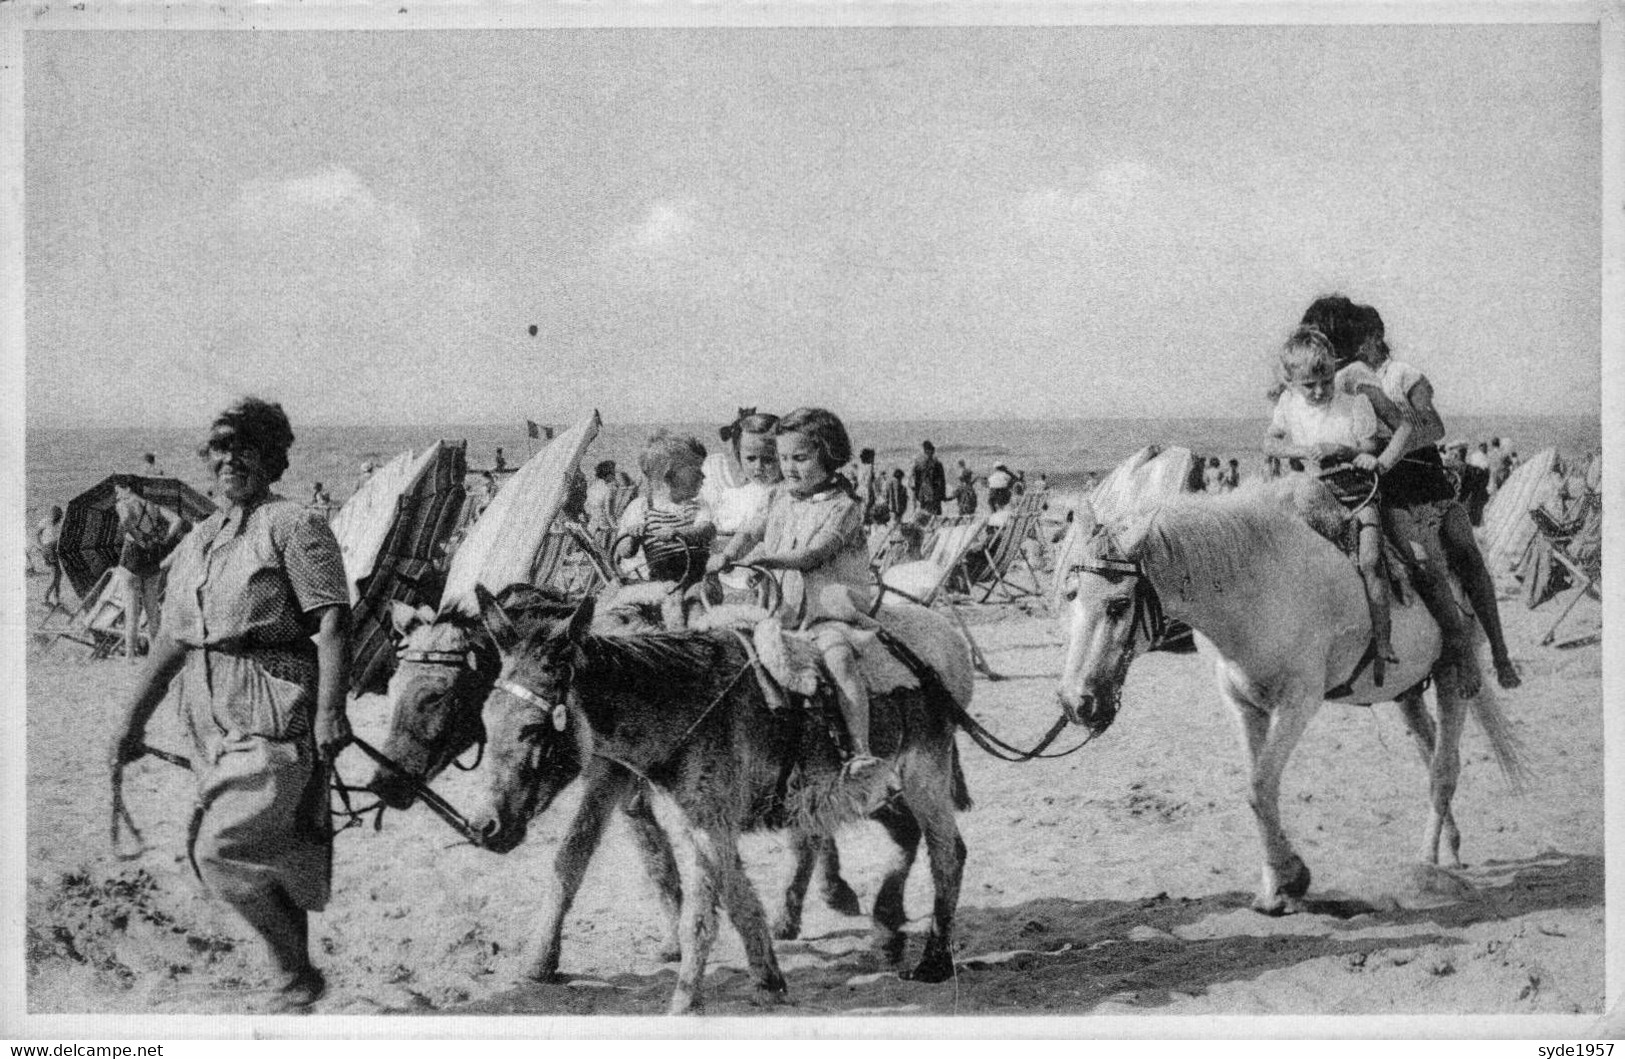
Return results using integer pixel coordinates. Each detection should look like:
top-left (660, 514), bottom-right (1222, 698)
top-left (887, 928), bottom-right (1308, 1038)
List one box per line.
top-left (494, 666), bottom-right (572, 735)
top-left (394, 645), bottom-right (488, 770)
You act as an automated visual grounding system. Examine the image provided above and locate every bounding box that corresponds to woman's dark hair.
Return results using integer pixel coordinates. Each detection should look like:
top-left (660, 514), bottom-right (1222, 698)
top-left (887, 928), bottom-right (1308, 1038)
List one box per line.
top-left (202, 396), bottom-right (295, 483)
top-left (859, 448), bottom-right (875, 464)
top-left (776, 407), bottom-right (852, 473)
top-left (594, 459), bottom-right (618, 482)
top-left (1300, 294), bottom-right (1366, 367)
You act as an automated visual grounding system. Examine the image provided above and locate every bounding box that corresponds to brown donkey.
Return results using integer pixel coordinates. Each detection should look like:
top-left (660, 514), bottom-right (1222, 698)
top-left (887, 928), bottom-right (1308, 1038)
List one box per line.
top-left (470, 586), bottom-right (972, 1014)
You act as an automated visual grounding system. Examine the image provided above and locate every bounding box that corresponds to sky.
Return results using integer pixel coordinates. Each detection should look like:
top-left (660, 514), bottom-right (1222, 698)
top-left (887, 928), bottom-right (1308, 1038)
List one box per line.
top-left (22, 24), bottom-right (1604, 428)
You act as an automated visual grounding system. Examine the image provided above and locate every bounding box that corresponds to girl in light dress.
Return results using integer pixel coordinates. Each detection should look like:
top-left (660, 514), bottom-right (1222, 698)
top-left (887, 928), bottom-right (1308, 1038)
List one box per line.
top-left (1264, 328), bottom-right (1414, 686)
top-left (710, 407), bottom-right (895, 808)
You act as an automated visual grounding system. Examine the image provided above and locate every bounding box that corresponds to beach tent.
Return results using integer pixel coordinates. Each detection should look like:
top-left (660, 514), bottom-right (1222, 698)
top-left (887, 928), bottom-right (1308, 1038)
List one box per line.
top-left (58, 476), bottom-right (216, 602)
top-left (439, 411), bottom-right (602, 619)
top-left (330, 440), bottom-right (469, 692)
top-left (1479, 448), bottom-right (1560, 578)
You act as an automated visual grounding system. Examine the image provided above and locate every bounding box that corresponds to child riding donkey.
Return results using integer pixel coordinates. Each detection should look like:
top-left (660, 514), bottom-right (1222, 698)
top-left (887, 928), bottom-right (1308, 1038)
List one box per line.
top-left (709, 407), bottom-right (900, 812)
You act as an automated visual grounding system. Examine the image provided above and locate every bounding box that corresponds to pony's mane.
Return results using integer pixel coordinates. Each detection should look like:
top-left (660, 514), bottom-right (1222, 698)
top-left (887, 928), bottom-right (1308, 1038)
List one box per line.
top-left (1130, 481), bottom-right (1317, 598)
top-left (575, 627), bottom-right (726, 685)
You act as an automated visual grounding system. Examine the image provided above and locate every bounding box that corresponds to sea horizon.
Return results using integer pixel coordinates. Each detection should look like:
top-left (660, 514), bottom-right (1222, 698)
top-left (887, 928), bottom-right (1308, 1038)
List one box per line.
top-left (26, 412), bottom-right (1601, 527)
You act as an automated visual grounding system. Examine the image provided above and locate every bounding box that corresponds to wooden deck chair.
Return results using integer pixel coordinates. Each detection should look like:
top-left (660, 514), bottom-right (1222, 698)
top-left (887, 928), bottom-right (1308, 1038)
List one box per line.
top-left (534, 520), bottom-right (615, 599)
top-left (968, 491), bottom-right (1050, 607)
top-left (873, 513), bottom-right (1002, 679)
top-left (40, 568), bottom-right (130, 659)
top-left (867, 520), bottom-right (909, 575)
top-left (1528, 493), bottom-right (1602, 646)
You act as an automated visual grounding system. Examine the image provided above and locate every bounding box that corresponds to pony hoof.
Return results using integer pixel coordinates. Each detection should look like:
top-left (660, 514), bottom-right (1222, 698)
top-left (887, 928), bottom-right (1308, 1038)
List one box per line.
top-left (1282, 862), bottom-right (1312, 899)
top-left (901, 952), bottom-right (955, 984)
top-left (822, 882), bottom-right (863, 917)
top-left (524, 962), bottom-right (564, 984)
top-left (751, 982), bottom-right (790, 1006)
top-left (771, 914), bottom-right (802, 941)
top-left (1411, 864), bottom-right (1472, 898)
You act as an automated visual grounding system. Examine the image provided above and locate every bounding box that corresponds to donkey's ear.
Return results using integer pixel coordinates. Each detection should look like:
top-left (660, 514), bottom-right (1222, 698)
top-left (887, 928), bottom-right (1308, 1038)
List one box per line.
top-left (563, 595), bottom-right (596, 643)
top-left (475, 583), bottom-right (519, 648)
top-left (388, 600), bottom-right (422, 633)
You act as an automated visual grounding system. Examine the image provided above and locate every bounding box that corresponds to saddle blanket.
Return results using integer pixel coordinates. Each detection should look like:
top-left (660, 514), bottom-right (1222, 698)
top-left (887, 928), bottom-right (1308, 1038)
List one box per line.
top-left (691, 599), bottom-right (972, 710)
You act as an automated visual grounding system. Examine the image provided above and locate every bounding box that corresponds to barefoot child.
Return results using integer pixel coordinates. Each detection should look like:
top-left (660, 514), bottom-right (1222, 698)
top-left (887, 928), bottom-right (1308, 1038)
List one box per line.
top-left (1264, 328), bottom-right (1414, 685)
top-left (709, 407), bottom-right (894, 808)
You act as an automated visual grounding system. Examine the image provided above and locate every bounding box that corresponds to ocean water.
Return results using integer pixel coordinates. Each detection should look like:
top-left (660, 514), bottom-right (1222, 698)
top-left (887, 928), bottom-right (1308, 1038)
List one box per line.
top-left (24, 414), bottom-right (1601, 529)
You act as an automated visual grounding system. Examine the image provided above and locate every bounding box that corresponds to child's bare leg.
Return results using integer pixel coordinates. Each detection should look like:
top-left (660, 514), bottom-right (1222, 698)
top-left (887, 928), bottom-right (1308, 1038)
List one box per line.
top-left (1440, 502), bottom-right (1519, 688)
top-left (823, 642), bottom-right (872, 758)
top-left (1385, 505), bottom-right (1482, 698)
top-left (822, 640), bottom-right (898, 813)
top-left (1356, 511), bottom-right (1394, 682)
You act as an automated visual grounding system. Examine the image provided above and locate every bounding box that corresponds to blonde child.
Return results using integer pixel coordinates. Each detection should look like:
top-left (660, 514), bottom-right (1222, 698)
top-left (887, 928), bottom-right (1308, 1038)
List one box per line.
top-left (709, 407), bottom-right (894, 808)
top-left (1264, 328), bottom-right (1414, 685)
top-left (615, 431), bottom-right (717, 595)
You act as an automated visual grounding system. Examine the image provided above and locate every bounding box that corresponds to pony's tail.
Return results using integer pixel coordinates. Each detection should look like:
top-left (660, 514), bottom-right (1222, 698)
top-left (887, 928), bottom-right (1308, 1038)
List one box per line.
top-left (1463, 680), bottom-right (1532, 794)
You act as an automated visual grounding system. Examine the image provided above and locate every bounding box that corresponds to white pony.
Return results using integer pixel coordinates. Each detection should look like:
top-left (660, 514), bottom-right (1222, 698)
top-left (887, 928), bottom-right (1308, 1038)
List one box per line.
top-left (1056, 467), bottom-right (1527, 914)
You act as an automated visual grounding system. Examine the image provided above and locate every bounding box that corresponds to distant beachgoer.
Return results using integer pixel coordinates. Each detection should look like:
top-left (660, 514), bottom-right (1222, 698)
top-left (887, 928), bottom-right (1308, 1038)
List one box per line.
top-left (493, 448), bottom-right (508, 473)
top-left (112, 475), bottom-right (178, 665)
top-left (1492, 455), bottom-right (1514, 494)
top-left (109, 397), bottom-right (350, 1013)
top-left (309, 483), bottom-right (334, 519)
top-left (955, 459), bottom-right (973, 489)
top-left (615, 431), bottom-right (715, 597)
top-left (986, 463), bottom-right (1013, 512)
top-left (1203, 457), bottom-right (1224, 492)
top-left (1223, 459), bottom-right (1241, 491)
top-left (954, 476), bottom-right (978, 516)
top-left (35, 505), bottom-right (64, 605)
top-left (884, 468), bottom-right (909, 523)
top-left (585, 461), bottom-right (619, 552)
top-left (1013, 471), bottom-right (1027, 498)
top-left (856, 448), bottom-right (879, 520)
top-left (910, 440), bottom-right (947, 517)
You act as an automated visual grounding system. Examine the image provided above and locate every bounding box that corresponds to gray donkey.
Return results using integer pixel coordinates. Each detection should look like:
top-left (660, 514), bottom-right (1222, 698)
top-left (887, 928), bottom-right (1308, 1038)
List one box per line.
top-left (470, 586), bottom-right (973, 1014)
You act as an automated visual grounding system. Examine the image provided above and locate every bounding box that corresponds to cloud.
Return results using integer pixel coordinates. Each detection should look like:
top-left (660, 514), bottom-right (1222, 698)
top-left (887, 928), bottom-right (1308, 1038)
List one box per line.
top-left (233, 164), bottom-right (421, 271)
top-left (603, 197), bottom-right (703, 256)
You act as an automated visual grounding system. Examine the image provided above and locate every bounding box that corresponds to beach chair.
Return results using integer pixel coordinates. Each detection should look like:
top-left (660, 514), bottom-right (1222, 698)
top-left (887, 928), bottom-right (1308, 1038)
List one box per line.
top-left (39, 568), bottom-right (131, 660)
top-left (1526, 492), bottom-right (1602, 646)
top-left (966, 490), bottom-right (1050, 607)
top-left (872, 513), bottom-right (1002, 679)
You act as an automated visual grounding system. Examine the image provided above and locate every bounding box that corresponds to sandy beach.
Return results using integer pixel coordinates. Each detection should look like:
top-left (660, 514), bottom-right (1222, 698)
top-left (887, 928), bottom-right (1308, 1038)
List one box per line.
top-left (22, 545), bottom-right (1605, 1026)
